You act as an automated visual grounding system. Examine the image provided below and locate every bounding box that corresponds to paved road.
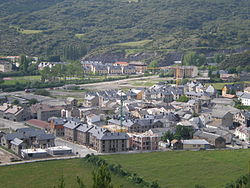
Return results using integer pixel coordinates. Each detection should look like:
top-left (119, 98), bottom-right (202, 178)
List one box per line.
top-left (55, 138), bottom-right (98, 157)
top-left (0, 118), bottom-right (27, 131)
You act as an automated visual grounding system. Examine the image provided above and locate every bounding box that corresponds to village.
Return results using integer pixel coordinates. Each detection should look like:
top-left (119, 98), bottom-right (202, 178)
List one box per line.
top-left (0, 56), bottom-right (249, 163)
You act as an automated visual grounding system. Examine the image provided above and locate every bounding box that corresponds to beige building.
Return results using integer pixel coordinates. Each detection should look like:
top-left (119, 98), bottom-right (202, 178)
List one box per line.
top-left (0, 60), bottom-right (12, 72)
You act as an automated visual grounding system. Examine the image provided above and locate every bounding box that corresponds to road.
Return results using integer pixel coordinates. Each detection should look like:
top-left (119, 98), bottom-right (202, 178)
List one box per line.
top-left (0, 118), bottom-right (27, 131)
top-left (55, 138), bottom-right (98, 157)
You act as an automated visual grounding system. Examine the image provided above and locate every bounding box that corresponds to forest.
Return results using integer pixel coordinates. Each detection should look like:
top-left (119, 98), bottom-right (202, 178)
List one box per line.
top-left (0, 0), bottom-right (249, 61)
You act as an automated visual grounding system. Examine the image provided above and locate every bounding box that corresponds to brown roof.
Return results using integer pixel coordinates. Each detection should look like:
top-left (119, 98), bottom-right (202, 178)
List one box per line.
top-left (26, 119), bottom-right (49, 129)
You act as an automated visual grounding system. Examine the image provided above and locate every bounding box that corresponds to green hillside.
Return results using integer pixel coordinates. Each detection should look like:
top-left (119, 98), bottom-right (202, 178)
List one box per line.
top-left (0, 149), bottom-right (249, 188)
top-left (0, 0), bottom-right (249, 58)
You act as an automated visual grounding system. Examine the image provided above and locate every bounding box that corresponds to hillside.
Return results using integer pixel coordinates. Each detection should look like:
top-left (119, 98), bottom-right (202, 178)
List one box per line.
top-left (0, 0), bottom-right (249, 61)
top-left (0, 149), bottom-right (249, 188)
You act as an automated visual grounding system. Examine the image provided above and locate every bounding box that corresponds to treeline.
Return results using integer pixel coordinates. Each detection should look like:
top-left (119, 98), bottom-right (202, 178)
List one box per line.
top-left (85, 154), bottom-right (161, 188)
top-left (63, 45), bottom-right (87, 61)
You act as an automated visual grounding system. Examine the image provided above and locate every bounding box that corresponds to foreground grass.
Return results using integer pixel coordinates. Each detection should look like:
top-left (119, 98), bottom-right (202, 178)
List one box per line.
top-left (0, 150), bottom-right (249, 188)
top-left (0, 159), bottom-right (138, 188)
top-left (102, 149), bottom-right (250, 188)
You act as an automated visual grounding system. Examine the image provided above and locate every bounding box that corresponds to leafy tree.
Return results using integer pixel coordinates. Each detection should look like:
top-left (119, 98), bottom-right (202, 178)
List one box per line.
top-left (34, 89), bottom-right (50, 96)
top-left (29, 98), bottom-right (38, 105)
top-left (175, 125), bottom-right (194, 139)
top-left (12, 99), bottom-right (20, 105)
top-left (161, 130), bottom-right (174, 145)
top-left (76, 176), bottom-right (85, 188)
top-left (150, 181), bottom-right (161, 188)
top-left (55, 175), bottom-right (65, 188)
top-left (92, 164), bottom-right (113, 188)
top-left (177, 95), bottom-right (189, 102)
top-left (19, 55), bottom-right (31, 73)
top-left (182, 52), bottom-right (206, 66)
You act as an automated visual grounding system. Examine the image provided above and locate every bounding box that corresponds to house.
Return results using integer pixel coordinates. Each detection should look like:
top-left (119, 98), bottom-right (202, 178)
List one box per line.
top-left (222, 84), bottom-right (243, 96)
top-left (25, 119), bottom-right (50, 131)
top-left (182, 139), bottom-right (210, 150)
top-left (86, 114), bottom-right (101, 125)
top-left (234, 126), bottom-right (250, 141)
top-left (84, 95), bottom-right (99, 107)
top-left (88, 126), bottom-right (128, 153)
top-left (211, 109), bottom-right (234, 128)
top-left (129, 61), bottom-right (147, 73)
top-left (3, 105), bottom-right (31, 122)
top-left (239, 93), bottom-right (250, 106)
top-left (1, 128), bottom-right (55, 151)
top-left (31, 103), bottom-right (63, 121)
top-left (21, 148), bottom-right (48, 159)
top-left (129, 132), bottom-right (159, 151)
top-left (220, 74), bottom-right (237, 81)
top-left (113, 61), bottom-right (129, 66)
top-left (10, 138), bottom-right (26, 155)
top-left (234, 112), bottom-right (250, 127)
top-left (0, 60), bottom-right (12, 72)
top-left (61, 106), bottom-right (80, 118)
top-left (108, 66), bottom-right (123, 74)
top-left (193, 130), bottom-right (226, 148)
top-left (63, 121), bottom-right (81, 141)
top-left (75, 124), bottom-right (93, 145)
top-left (122, 66), bottom-right (136, 74)
top-left (171, 139), bottom-right (183, 150)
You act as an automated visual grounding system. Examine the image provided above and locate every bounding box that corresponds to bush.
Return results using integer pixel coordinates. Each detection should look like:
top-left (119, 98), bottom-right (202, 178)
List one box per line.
top-left (34, 89), bottom-right (50, 96)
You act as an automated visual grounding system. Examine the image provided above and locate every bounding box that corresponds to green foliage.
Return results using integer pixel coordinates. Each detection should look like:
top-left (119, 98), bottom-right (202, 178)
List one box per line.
top-left (85, 154), bottom-right (160, 188)
top-left (177, 95), bottom-right (189, 102)
top-left (182, 52), bottom-right (206, 66)
top-left (220, 50), bottom-right (250, 71)
top-left (175, 125), bottom-right (194, 140)
top-left (28, 98), bottom-right (38, 105)
top-left (56, 175), bottom-right (66, 188)
top-left (34, 89), bottom-right (50, 96)
top-left (161, 130), bottom-right (174, 143)
top-left (0, 0), bottom-right (249, 57)
top-left (12, 99), bottom-right (20, 105)
top-left (92, 164), bottom-right (113, 188)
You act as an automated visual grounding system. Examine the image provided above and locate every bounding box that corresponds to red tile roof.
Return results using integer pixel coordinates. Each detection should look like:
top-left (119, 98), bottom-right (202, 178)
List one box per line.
top-left (26, 119), bottom-right (49, 129)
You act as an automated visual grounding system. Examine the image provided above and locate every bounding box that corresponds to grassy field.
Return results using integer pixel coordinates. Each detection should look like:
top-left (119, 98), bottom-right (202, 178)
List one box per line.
top-left (2, 75), bottom-right (41, 85)
top-left (0, 150), bottom-right (249, 188)
top-left (20, 29), bottom-right (43, 34)
top-left (116, 40), bottom-right (152, 47)
top-left (75, 33), bottom-right (85, 39)
top-left (206, 81), bottom-right (250, 90)
top-left (0, 159), bottom-right (139, 188)
top-left (102, 150), bottom-right (250, 188)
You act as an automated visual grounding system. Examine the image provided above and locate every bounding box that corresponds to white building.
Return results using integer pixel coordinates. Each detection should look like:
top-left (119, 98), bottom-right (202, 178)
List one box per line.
top-left (234, 126), bottom-right (250, 141)
top-left (240, 93), bottom-right (250, 106)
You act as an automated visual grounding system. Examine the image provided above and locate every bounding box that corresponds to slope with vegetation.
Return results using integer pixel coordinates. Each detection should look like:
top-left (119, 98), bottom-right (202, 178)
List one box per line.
top-left (0, 0), bottom-right (249, 62)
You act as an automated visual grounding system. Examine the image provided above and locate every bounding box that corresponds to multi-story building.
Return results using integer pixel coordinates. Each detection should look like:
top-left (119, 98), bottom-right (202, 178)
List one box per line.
top-left (0, 60), bottom-right (12, 72)
top-left (130, 132), bottom-right (159, 150)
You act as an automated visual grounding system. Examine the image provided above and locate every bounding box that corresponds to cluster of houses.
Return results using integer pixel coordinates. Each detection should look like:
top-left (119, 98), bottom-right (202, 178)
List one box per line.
top-left (1, 80), bottom-right (250, 155)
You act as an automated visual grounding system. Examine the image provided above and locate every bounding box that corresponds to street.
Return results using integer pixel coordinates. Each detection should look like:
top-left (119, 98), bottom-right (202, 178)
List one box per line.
top-left (55, 138), bottom-right (98, 157)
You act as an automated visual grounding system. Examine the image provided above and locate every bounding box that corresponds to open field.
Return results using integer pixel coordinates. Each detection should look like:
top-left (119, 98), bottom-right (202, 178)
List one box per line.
top-left (115, 40), bottom-right (152, 47)
top-left (0, 159), bottom-right (139, 188)
top-left (20, 30), bottom-right (43, 34)
top-left (75, 33), bottom-right (85, 39)
top-left (206, 81), bottom-right (250, 90)
top-left (102, 149), bottom-right (250, 188)
top-left (2, 75), bottom-right (41, 85)
top-left (0, 150), bottom-right (249, 188)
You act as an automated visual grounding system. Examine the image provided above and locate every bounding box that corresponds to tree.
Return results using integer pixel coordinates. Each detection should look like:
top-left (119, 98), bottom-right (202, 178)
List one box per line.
top-left (55, 175), bottom-right (65, 188)
top-left (29, 98), bottom-right (38, 105)
top-left (76, 176), bottom-right (85, 188)
top-left (175, 125), bottom-right (194, 139)
top-left (148, 60), bottom-right (158, 74)
top-left (177, 95), bottom-right (189, 102)
top-left (182, 52), bottom-right (206, 66)
top-left (12, 99), bottom-right (20, 105)
top-left (150, 181), bottom-right (161, 188)
top-left (161, 130), bottom-right (174, 146)
top-left (34, 89), bottom-right (50, 96)
top-left (19, 55), bottom-right (31, 73)
top-left (92, 164), bottom-right (113, 188)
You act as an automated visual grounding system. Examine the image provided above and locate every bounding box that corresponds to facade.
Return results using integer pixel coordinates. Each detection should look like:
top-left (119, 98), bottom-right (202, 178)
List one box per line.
top-left (0, 60), bottom-right (12, 72)
top-left (193, 131), bottom-right (226, 148)
top-left (130, 133), bottom-right (159, 150)
top-left (182, 139), bottom-right (210, 150)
